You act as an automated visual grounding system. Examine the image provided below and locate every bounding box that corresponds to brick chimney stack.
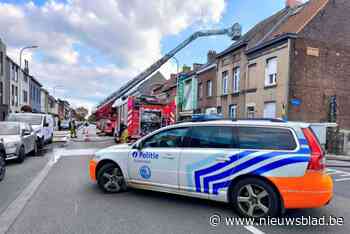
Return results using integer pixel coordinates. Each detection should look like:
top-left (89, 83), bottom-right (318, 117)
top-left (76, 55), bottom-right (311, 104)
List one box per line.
top-left (286, 0), bottom-right (303, 8)
top-left (207, 50), bottom-right (217, 64)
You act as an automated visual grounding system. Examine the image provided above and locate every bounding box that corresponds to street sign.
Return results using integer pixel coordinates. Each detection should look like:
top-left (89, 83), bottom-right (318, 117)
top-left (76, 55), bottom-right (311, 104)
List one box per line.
top-left (291, 98), bottom-right (301, 107)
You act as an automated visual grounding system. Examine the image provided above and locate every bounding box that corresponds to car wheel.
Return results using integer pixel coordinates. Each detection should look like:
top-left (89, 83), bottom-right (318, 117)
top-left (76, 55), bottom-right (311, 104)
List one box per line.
top-left (37, 137), bottom-right (44, 149)
top-left (16, 146), bottom-right (26, 163)
top-left (97, 163), bottom-right (127, 193)
top-left (231, 178), bottom-right (280, 218)
top-left (31, 141), bottom-right (38, 156)
top-left (48, 134), bottom-right (53, 144)
top-left (0, 151), bottom-right (6, 182)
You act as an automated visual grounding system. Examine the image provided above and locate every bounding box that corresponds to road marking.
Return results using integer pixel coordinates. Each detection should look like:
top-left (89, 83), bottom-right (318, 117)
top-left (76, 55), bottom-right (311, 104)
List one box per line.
top-left (0, 148), bottom-right (98, 234)
top-left (0, 161), bottom-right (52, 234)
top-left (244, 225), bottom-right (265, 234)
top-left (335, 178), bottom-right (350, 182)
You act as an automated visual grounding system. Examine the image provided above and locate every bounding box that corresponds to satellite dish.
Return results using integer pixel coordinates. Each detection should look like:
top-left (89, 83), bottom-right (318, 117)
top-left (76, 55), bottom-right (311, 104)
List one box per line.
top-left (229, 23), bottom-right (242, 41)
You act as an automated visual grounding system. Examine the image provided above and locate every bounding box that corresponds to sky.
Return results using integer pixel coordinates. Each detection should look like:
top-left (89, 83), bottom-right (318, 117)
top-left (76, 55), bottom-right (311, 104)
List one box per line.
top-left (0, 0), bottom-right (289, 112)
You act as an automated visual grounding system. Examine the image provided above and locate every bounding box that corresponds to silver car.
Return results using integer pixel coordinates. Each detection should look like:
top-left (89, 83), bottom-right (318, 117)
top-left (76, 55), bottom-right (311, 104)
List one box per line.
top-left (0, 122), bottom-right (37, 163)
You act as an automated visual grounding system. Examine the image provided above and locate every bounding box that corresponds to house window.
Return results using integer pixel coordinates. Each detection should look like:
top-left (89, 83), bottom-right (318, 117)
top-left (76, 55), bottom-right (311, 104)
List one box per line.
top-left (0, 52), bottom-right (3, 76)
top-left (233, 67), bottom-right (240, 93)
top-left (248, 63), bottom-right (257, 89)
top-left (0, 81), bottom-right (3, 104)
top-left (198, 83), bottom-right (203, 99)
top-left (222, 71), bottom-right (228, 95)
top-left (247, 105), bottom-right (255, 119)
top-left (15, 87), bottom-right (18, 106)
top-left (263, 102), bottom-right (276, 118)
top-left (207, 80), bottom-right (213, 97)
top-left (265, 57), bottom-right (277, 86)
top-left (229, 104), bottom-right (237, 119)
top-left (23, 90), bottom-right (28, 103)
top-left (11, 85), bottom-right (15, 106)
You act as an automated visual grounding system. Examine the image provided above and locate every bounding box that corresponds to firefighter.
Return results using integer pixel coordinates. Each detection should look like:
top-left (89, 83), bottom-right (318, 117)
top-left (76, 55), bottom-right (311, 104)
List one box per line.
top-left (70, 119), bottom-right (77, 138)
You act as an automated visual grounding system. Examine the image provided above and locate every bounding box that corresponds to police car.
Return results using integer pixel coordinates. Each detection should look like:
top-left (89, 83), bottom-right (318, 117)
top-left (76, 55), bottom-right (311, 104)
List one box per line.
top-left (89, 119), bottom-right (333, 218)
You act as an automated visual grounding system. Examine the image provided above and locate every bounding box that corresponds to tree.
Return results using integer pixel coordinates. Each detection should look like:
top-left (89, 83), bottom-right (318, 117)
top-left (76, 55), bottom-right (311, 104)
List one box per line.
top-left (75, 107), bottom-right (89, 121)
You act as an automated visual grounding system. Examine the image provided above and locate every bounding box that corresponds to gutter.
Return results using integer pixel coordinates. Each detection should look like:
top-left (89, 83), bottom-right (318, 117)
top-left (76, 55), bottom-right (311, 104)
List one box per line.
top-left (246, 33), bottom-right (297, 55)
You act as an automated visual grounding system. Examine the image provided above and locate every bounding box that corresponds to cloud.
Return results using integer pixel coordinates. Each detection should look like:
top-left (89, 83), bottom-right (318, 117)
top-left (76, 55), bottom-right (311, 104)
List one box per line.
top-left (0, 0), bottom-right (225, 108)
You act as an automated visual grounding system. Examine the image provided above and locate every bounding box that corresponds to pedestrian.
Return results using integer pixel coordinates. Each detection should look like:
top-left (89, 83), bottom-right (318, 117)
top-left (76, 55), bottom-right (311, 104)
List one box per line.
top-left (58, 118), bottom-right (61, 131)
top-left (69, 119), bottom-right (77, 138)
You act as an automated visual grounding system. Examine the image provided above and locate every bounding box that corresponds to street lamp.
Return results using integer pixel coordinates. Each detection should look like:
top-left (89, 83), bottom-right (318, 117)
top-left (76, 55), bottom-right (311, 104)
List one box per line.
top-left (19, 45), bottom-right (39, 69)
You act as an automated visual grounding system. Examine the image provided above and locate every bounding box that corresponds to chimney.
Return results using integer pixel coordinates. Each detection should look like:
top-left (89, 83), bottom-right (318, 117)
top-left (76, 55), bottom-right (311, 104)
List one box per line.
top-left (207, 50), bottom-right (217, 64)
top-left (286, 0), bottom-right (303, 8)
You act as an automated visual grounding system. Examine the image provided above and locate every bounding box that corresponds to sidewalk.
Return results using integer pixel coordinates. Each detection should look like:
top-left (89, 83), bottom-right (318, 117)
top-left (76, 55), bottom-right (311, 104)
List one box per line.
top-left (326, 154), bottom-right (350, 167)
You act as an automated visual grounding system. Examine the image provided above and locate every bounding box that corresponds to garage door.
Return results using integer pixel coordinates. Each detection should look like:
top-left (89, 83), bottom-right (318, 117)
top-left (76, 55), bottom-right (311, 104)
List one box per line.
top-left (263, 102), bottom-right (276, 118)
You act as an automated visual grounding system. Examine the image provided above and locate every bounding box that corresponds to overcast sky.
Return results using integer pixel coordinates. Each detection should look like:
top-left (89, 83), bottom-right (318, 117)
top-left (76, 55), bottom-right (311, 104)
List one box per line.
top-left (0, 0), bottom-right (291, 112)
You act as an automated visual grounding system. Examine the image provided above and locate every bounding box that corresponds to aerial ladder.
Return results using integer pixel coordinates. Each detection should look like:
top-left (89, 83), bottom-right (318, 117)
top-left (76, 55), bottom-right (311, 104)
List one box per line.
top-left (96, 23), bottom-right (242, 110)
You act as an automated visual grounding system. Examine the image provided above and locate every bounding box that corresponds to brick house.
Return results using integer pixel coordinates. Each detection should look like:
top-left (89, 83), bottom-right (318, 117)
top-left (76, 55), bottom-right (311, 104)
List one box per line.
top-left (197, 51), bottom-right (218, 114)
top-left (216, 0), bottom-right (350, 130)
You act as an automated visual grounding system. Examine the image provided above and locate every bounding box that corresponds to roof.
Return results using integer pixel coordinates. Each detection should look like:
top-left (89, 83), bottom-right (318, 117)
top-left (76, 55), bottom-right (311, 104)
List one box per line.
top-left (218, 0), bottom-right (329, 56)
top-left (196, 63), bottom-right (217, 75)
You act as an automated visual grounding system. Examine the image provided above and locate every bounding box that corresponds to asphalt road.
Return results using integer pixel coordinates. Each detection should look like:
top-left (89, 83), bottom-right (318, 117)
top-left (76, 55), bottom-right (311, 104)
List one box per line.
top-left (1, 139), bottom-right (350, 234)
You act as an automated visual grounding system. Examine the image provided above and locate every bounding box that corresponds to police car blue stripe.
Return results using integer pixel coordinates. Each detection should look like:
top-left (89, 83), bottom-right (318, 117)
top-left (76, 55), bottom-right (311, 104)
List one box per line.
top-left (194, 151), bottom-right (255, 192)
top-left (211, 156), bottom-right (310, 195)
top-left (201, 147), bottom-right (310, 194)
top-left (299, 139), bottom-right (308, 145)
top-left (202, 151), bottom-right (283, 193)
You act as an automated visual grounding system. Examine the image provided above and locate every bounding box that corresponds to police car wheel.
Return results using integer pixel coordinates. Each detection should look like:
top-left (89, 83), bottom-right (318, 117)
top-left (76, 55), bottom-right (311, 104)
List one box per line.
top-left (0, 152), bottom-right (6, 182)
top-left (97, 163), bottom-right (127, 193)
top-left (16, 146), bottom-right (26, 163)
top-left (231, 178), bottom-right (279, 218)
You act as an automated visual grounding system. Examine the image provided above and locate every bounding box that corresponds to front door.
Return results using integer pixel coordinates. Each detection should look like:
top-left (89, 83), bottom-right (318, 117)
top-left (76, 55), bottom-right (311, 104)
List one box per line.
top-left (128, 127), bottom-right (189, 189)
top-left (179, 126), bottom-right (240, 200)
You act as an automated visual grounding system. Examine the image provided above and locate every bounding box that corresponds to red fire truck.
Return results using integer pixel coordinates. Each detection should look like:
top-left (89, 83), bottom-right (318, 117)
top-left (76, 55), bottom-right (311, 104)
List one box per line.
top-left (116, 96), bottom-right (176, 142)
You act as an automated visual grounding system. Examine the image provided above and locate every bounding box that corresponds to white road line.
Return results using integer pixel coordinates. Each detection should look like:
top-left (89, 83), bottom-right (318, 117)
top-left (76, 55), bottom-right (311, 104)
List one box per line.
top-left (335, 178), bottom-right (350, 182)
top-left (244, 225), bottom-right (265, 234)
top-left (0, 148), bottom-right (98, 234)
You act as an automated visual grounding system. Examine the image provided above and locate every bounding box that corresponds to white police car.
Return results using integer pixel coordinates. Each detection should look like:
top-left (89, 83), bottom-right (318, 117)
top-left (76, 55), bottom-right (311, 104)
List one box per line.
top-left (89, 119), bottom-right (333, 218)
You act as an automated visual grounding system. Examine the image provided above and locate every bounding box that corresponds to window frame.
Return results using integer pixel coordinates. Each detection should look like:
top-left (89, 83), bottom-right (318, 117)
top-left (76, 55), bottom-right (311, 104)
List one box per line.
top-left (222, 71), bottom-right (228, 95)
top-left (265, 57), bottom-right (277, 87)
top-left (207, 80), bottom-right (213, 97)
top-left (140, 127), bottom-right (190, 149)
top-left (232, 66), bottom-right (240, 93)
top-left (183, 125), bottom-right (239, 149)
top-left (237, 126), bottom-right (299, 152)
top-left (229, 104), bottom-right (237, 119)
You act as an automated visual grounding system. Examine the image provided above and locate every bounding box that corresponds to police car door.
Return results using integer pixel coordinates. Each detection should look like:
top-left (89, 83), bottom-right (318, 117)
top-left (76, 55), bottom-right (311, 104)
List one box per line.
top-left (128, 127), bottom-right (189, 189)
top-left (179, 126), bottom-right (240, 200)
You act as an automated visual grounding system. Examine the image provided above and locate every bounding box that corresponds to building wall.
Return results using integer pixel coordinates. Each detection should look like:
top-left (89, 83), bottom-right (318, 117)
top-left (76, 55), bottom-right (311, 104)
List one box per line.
top-left (246, 41), bottom-right (291, 119)
top-left (197, 65), bottom-right (217, 113)
top-left (0, 39), bottom-right (8, 120)
top-left (288, 0), bottom-right (350, 129)
top-left (7, 58), bottom-right (20, 113)
top-left (20, 72), bottom-right (30, 108)
top-left (216, 47), bottom-right (247, 118)
top-left (29, 78), bottom-right (42, 113)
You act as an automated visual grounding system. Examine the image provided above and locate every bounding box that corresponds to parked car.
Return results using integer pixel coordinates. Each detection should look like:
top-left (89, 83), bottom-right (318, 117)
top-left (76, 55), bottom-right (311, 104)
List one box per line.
top-left (60, 120), bottom-right (70, 130)
top-left (89, 119), bottom-right (333, 218)
top-left (0, 122), bottom-right (37, 163)
top-left (7, 113), bottom-right (54, 148)
top-left (0, 141), bottom-right (6, 181)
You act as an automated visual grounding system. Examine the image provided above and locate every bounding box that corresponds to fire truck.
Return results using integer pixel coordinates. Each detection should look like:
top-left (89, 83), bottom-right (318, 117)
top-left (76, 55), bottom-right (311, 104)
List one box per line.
top-left (116, 96), bottom-right (176, 142)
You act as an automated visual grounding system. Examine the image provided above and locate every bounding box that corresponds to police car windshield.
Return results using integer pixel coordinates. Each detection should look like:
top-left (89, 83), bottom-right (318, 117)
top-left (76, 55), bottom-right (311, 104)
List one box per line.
top-left (8, 114), bottom-right (43, 125)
